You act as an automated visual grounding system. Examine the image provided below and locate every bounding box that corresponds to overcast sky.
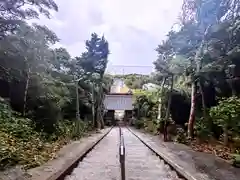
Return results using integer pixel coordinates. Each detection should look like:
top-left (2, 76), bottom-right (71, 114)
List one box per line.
top-left (37, 0), bottom-right (183, 74)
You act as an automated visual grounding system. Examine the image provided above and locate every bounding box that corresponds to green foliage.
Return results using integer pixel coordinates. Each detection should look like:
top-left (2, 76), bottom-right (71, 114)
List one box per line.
top-left (71, 120), bottom-right (92, 139)
top-left (175, 128), bottom-right (188, 144)
top-left (0, 1), bottom-right (110, 169)
top-left (233, 154), bottom-right (240, 167)
top-left (0, 0), bottom-right (58, 39)
top-left (114, 74), bottom-right (152, 89)
top-left (133, 90), bottom-right (159, 119)
top-left (0, 98), bottom-right (36, 142)
top-left (134, 119), bottom-right (145, 129)
top-left (154, 0), bottom-right (240, 96)
top-left (0, 98), bottom-right (90, 170)
top-left (0, 26), bottom-right (110, 130)
top-left (26, 74), bottom-right (73, 133)
top-left (132, 89), bottom-right (161, 133)
top-left (78, 33), bottom-right (109, 77)
top-left (143, 119), bottom-right (159, 134)
top-left (195, 117), bottom-right (213, 140)
top-left (152, 0), bottom-right (240, 144)
top-left (210, 96), bottom-right (240, 134)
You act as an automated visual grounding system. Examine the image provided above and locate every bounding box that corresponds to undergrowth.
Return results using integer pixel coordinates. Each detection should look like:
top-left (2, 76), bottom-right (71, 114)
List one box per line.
top-left (0, 98), bottom-right (90, 170)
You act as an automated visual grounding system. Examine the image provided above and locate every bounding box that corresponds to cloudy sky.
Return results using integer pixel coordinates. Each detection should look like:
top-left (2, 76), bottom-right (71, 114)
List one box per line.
top-left (37, 0), bottom-right (183, 74)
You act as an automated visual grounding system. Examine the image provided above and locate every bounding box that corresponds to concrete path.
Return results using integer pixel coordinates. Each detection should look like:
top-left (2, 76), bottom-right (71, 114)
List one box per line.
top-left (65, 127), bottom-right (182, 180)
top-left (65, 128), bottom-right (120, 180)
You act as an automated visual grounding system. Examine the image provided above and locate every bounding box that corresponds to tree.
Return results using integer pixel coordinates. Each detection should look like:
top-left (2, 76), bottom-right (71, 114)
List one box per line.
top-left (51, 47), bottom-right (71, 72)
top-left (79, 33), bottom-right (109, 77)
top-left (153, 0), bottom-right (240, 139)
top-left (74, 33), bottom-right (110, 129)
top-left (0, 0), bottom-right (58, 39)
top-left (0, 23), bottom-right (59, 115)
top-left (154, 53), bottom-right (179, 141)
top-left (0, 0), bottom-right (116, 169)
top-left (181, 0), bottom-right (240, 139)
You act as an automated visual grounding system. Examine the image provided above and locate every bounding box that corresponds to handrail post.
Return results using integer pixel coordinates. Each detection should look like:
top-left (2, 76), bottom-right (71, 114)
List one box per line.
top-left (119, 125), bottom-right (121, 139)
top-left (119, 127), bottom-right (125, 180)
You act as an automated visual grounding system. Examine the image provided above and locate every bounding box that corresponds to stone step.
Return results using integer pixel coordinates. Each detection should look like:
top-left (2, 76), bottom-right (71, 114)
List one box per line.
top-left (65, 127), bottom-right (181, 180)
top-left (64, 128), bottom-right (120, 180)
top-left (122, 128), bottom-right (182, 180)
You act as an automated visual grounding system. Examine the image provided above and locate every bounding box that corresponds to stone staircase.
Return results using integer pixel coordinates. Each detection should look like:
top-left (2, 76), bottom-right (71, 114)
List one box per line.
top-left (123, 128), bottom-right (181, 180)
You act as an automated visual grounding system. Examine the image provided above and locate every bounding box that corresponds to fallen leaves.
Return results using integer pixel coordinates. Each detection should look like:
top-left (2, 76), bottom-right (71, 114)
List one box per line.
top-left (189, 140), bottom-right (233, 161)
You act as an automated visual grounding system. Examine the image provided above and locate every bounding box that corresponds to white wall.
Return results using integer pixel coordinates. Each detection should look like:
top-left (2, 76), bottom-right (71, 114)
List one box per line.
top-left (104, 95), bottom-right (133, 110)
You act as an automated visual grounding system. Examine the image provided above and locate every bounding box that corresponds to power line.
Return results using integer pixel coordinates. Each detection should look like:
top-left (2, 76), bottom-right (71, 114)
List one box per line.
top-left (107, 65), bottom-right (153, 68)
top-left (106, 65), bottom-right (155, 75)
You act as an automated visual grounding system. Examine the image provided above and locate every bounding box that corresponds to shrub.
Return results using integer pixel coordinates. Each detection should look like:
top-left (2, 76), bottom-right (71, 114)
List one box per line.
top-left (210, 96), bottom-right (240, 145)
top-left (143, 118), bottom-right (159, 134)
top-left (0, 98), bottom-right (90, 170)
top-left (135, 119), bottom-right (144, 129)
top-left (175, 127), bottom-right (188, 144)
top-left (233, 154), bottom-right (240, 167)
top-left (195, 117), bottom-right (213, 141)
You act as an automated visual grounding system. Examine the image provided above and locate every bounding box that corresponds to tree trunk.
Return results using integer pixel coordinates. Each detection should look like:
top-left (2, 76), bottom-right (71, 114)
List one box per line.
top-left (98, 102), bottom-right (105, 129)
top-left (96, 108), bottom-right (101, 129)
top-left (100, 112), bottom-right (104, 129)
top-left (164, 75), bottom-right (173, 142)
top-left (199, 80), bottom-right (208, 120)
top-left (158, 77), bottom-right (167, 120)
top-left (97, 102), bottom-right (104, 129)
top-left (223, 124), bottom-right (228, 146)
top-left (94, 83), bottom-right (105, 130)
top-left (92, 83), bottom-right (95, 128)
top-left (137, 104), bottom-right (140, 119)
top-left (23, 67), bottom-right (30, 116)
top-left (229, 79), bottom-right (236, 96)
top-left (188, 81), bottom-right (196, 139)
top-left (94, 107), bottom-right (98, 128)
top-left (99, 87), bottom-right (105, 129)
top-left (75, 78), bottom-right (80, 121)
top-left (187, 25), bottom-right (211, 139)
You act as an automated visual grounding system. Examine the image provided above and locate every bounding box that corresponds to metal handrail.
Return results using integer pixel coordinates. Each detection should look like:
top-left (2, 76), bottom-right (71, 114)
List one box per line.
top-left (119, 126), bottom-right (125, 180)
